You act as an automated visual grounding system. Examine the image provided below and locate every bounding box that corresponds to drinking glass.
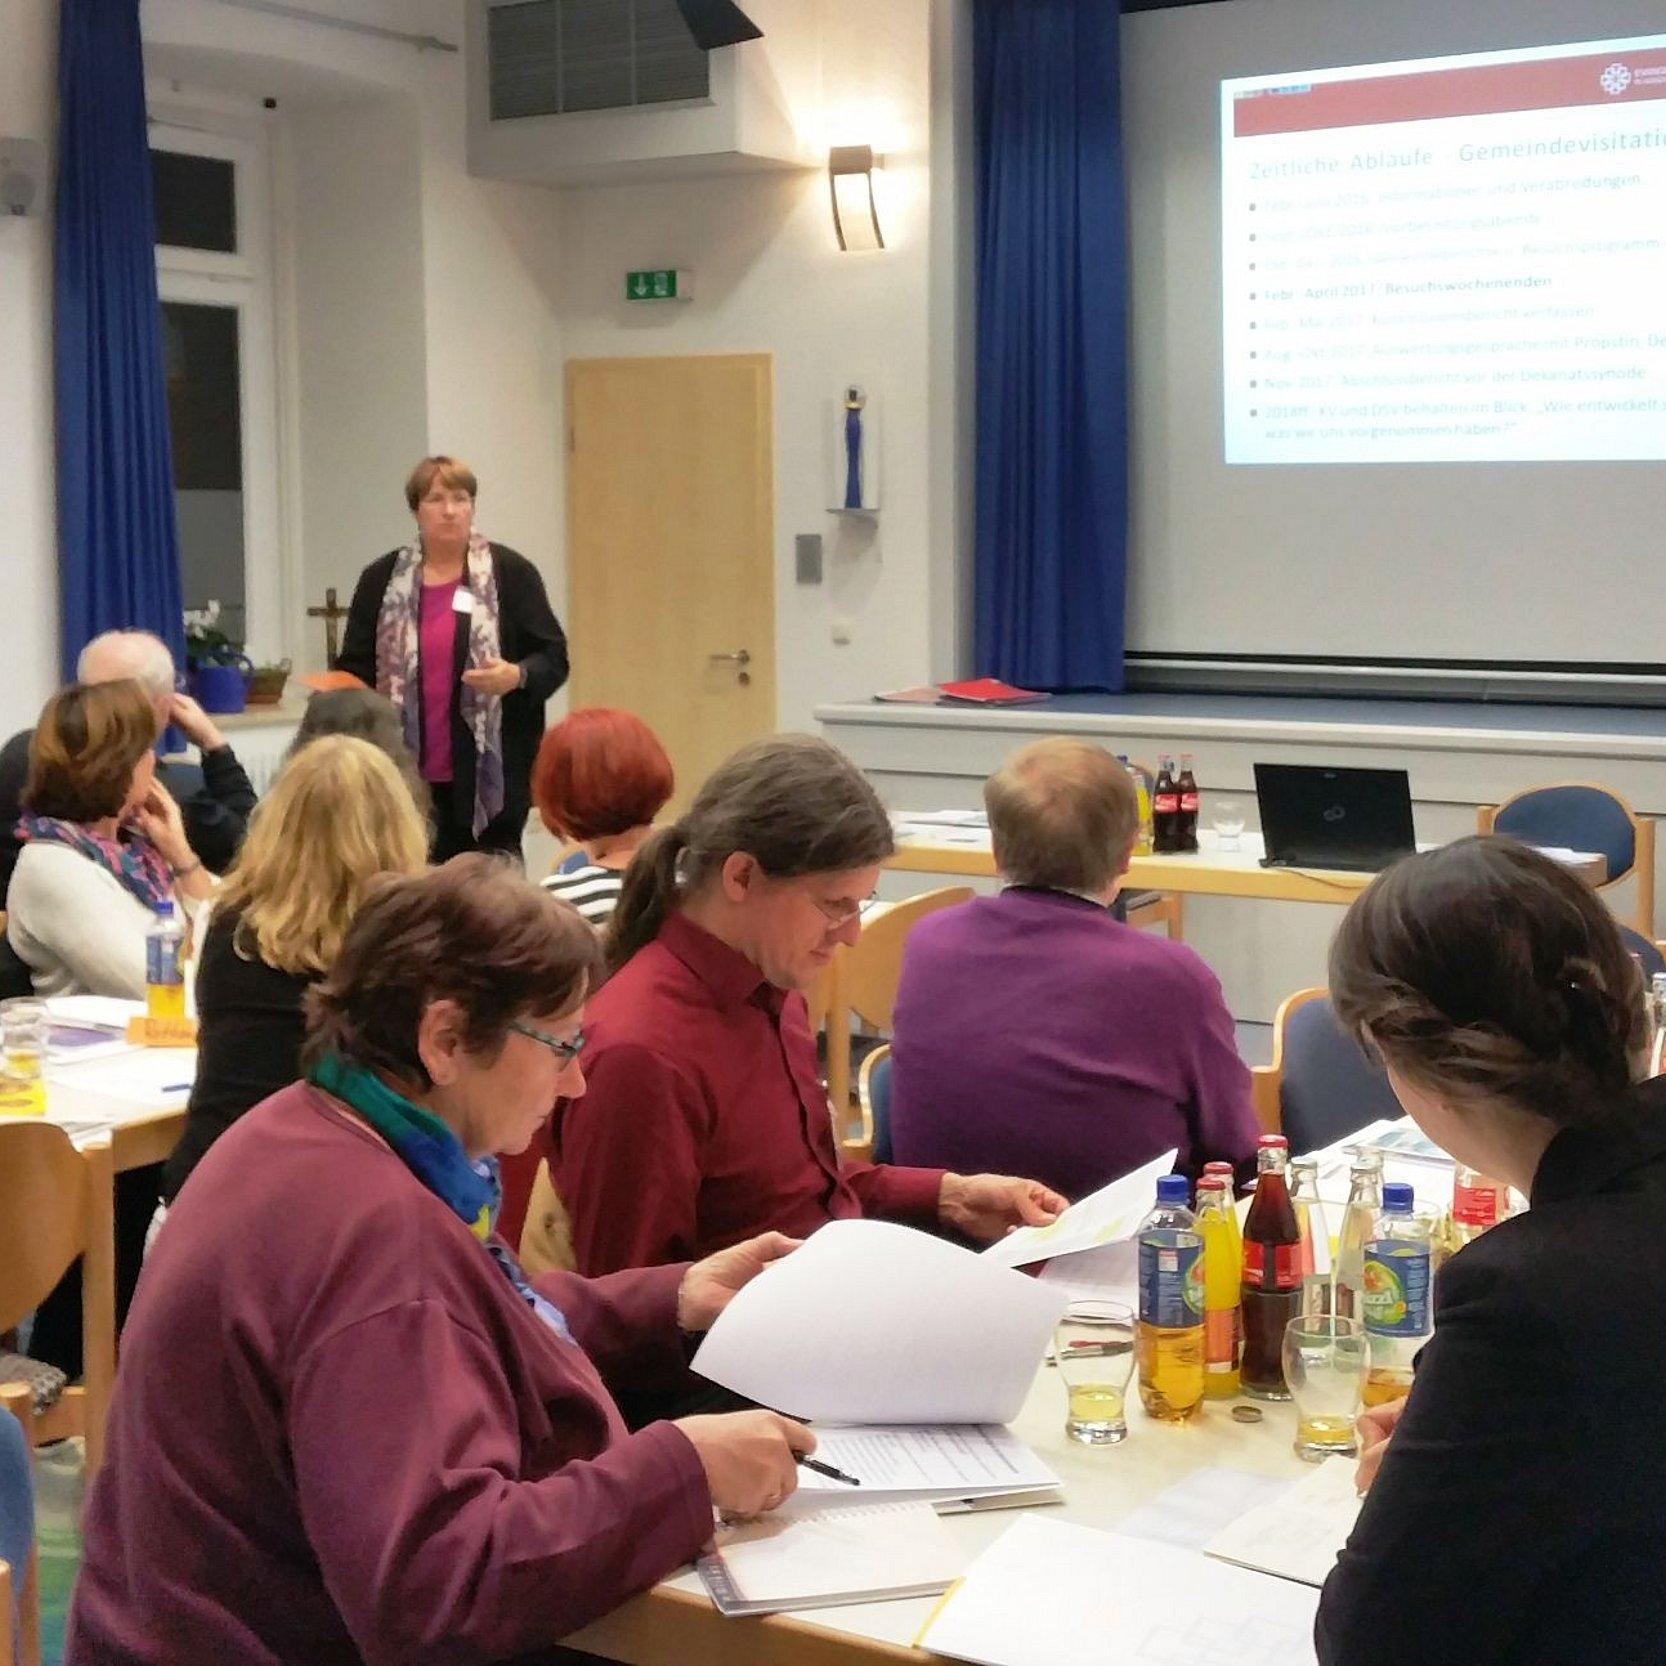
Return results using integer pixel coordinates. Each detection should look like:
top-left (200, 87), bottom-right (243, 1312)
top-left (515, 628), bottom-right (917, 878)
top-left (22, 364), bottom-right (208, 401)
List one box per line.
top-left (1282, 1313), bottom-right (1368, 1462)
top-left (1211, 799), bottom-right (1247, 851)
top-left (1053, 1300), bottom-right (1136, 1445)
top-left (0, 997), bottom-right (47, 1115)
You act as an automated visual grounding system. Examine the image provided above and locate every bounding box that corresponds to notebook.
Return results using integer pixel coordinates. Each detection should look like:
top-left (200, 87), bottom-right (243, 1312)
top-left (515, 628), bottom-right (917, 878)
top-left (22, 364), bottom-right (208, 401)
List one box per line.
top-left (698, 1500), bottom-right (964, 1617)
top-left (1254, 762), bottom-right (1416, 873)
top-left (936, 677), bottom-right (1049, 706)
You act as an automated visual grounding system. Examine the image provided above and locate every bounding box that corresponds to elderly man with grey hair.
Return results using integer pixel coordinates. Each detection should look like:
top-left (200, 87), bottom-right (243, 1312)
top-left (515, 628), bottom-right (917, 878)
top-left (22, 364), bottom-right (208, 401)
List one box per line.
top-left (0, 629), bottom-right (257, 906)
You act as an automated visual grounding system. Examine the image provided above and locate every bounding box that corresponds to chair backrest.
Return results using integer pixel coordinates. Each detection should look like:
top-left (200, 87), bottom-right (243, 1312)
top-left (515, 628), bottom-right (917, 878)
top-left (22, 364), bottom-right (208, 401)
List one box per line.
top-left (1491, 784), bottom-right (1637, 884)
top-left (864, 1046), bottom-right (894, 1165)
top-left (1619, 926), bottom-right (1666, 981)
top-left (0, 1124), bottom-right (94, 1334)
top-left (0, 1392), bottom-right (34, 1666)
top-left (1274, 989), bottom-right (1404, 1156)
top-left (844, 886), bottom-right (975, 1031)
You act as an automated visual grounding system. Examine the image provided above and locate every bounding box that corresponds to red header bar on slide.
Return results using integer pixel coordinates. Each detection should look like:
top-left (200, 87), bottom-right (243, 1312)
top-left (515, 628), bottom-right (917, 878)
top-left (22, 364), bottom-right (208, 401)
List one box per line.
top-left (1234, 46), bottom-right (1666, 138)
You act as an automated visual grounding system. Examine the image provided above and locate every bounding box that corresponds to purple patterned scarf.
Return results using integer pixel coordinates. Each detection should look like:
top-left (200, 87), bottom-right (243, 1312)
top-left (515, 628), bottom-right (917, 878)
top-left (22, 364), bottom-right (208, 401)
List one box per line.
top-left (17, 813), bottom-right (173, 911)
top-left (373, 532), bottom-right (505, 836)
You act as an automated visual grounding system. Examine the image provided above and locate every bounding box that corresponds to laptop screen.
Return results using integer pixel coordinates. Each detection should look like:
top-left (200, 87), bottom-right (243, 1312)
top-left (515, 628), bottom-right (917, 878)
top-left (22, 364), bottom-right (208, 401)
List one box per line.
top-left (1254, 764), bottom-right (1416, 871)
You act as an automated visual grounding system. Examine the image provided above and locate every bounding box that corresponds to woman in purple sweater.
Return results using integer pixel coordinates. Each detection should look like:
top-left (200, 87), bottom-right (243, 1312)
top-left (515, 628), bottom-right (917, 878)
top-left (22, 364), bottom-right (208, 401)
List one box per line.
top-left (68, 857), bottom-right (813, 1665)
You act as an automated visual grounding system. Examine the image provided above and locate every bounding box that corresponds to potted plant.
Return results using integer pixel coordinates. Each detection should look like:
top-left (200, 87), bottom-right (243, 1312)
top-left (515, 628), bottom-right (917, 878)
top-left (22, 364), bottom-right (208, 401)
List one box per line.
top-left (183, 601), bottom-right (252, 714)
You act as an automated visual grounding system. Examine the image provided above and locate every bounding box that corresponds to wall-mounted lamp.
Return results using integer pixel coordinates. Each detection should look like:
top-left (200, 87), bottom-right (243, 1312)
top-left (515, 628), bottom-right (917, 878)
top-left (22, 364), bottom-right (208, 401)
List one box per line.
top-left (828, 145), bottom-right (884, 252)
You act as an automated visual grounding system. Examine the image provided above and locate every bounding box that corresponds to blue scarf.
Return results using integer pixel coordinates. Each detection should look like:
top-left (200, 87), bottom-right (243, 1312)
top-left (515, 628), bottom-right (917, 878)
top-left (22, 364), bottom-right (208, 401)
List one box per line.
top-left (310, 1053), bottom-right (572, 1343)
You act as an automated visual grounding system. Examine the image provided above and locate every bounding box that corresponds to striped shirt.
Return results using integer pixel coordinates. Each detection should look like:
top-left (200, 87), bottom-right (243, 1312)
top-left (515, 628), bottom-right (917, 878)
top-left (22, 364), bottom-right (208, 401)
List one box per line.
top-left (540, 863), bottom-right (624, 927)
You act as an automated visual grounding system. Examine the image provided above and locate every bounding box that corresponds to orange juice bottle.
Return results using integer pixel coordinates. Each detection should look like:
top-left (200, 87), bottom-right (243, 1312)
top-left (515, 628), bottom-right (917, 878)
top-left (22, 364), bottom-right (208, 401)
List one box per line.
top-left (1196, 1177), bottom-right (1241, 1398)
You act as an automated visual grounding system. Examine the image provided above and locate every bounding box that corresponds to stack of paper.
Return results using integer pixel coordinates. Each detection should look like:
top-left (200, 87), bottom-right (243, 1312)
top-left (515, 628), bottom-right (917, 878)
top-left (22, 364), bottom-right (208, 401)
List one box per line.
top-left (1203, 1454), bottom-right (1362, 1589)
top-left (699, 1500), bottom-right (964, 1617)
top-left (917, 1515), bottom-right (1320, 1666)
top-left (788, 1425), bottom-right (1059, 1511)
top-left (691, 1219), bottom-right (1066, 1424)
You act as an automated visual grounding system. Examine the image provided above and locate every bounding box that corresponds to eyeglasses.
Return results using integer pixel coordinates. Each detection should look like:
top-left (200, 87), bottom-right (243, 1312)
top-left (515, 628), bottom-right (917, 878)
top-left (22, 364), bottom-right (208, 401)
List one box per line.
top-left (810, 894), bottom-right (873, 930)
top-left (509, 1020), bottom-right (585, 1064)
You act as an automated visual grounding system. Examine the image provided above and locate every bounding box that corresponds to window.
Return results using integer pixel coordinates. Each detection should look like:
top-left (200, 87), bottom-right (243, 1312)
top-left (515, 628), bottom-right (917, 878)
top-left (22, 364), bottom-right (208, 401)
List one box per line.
top-left (149, 114), bottom-right (285, 667)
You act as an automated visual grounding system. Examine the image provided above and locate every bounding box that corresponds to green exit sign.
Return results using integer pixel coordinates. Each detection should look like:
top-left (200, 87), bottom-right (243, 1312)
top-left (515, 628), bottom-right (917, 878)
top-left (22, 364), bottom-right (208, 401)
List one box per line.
top-left (624, 267), bottom-right (692, 302)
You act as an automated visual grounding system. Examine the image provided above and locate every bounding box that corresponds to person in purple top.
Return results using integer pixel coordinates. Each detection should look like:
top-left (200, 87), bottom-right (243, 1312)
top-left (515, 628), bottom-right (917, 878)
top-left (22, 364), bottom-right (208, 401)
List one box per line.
top-left (890, 738), bottom-right (1261, 1198)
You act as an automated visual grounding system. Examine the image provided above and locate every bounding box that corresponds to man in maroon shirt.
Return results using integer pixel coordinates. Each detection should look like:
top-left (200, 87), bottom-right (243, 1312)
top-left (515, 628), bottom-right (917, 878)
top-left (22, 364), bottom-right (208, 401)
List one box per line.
top-left (553, 736), bottom-right (1067, 1279)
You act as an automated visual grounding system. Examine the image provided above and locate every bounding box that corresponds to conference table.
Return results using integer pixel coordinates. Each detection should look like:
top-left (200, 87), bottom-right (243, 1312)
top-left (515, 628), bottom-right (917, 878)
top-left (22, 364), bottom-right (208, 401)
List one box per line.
top-left (887, 820), bottom-right (1607, 902)
top-left (568, 1365), bottom-right (1320, 1664)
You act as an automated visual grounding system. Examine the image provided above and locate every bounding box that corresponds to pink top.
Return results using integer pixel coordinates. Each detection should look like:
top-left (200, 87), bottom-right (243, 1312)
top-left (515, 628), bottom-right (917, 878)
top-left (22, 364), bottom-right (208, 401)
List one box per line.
top-left (418, 580), bottom-right (460, 782)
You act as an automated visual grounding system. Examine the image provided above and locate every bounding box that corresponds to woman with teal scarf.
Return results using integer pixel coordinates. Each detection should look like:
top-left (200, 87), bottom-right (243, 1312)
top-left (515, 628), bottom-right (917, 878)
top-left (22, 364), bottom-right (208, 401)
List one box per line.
top-left (68, 856), bottom-right (816, 1666)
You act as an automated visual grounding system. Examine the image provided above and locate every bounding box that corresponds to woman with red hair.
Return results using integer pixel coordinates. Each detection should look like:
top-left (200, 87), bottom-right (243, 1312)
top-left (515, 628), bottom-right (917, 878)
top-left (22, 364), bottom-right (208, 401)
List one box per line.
top-left (533, 707), bottom-right (674, 927)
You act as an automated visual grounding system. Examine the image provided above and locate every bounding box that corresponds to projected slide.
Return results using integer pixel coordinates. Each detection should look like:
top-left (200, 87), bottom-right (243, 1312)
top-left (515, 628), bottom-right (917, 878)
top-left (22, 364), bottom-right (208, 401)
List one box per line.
top-left (1222, 35), bottom-right (1666, 464)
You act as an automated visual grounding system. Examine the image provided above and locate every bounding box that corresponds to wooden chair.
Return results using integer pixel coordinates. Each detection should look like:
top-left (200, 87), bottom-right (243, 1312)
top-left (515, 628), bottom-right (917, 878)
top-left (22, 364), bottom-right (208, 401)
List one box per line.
top-left (823, 887), bottom-right (974, 1119)
top-left (1123, 760), bottom-right (1184, 940)
top-left (1479, 783), bottom-right (1655, 935)
top-left (843, 1042), bottom-right (892, 1162)
top-left (1251, 987), bottom-right (1405, 1155)
top-left (1, 1380), bottom-right (41, 1666)
top-left (516, 1159), bottom-right (577, 1278)
top-left (0, 1127), bottom-right (115, 1483)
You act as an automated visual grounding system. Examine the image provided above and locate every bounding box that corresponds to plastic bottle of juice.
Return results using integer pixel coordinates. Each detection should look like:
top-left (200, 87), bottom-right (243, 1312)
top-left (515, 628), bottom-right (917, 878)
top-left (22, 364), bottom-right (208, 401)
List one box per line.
top-left (1195, 1176), bottom-right (1241, 1398)
top-left (1361, 1181), bottom-right (1433, 1407)
top-left (1450, 1164), bottom-right (1505, 1249)
top-left (1240, 1134), bottom-right (1301, 1399)
top-left (1136, 1174), bottom-right (1205, 1421)
top-left (146, 901), bottom-right (186, 1021)
top-left (1117, 755), bottom-right (1155, 856)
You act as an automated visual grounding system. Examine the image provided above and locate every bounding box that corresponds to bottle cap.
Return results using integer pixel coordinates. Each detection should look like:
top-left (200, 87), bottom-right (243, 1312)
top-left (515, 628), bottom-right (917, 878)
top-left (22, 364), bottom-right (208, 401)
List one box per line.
top-left (1195, 1176), bottom-right (1227, 1196)
top-left (1155, 1174), bottom-right (1190, 1206)
top-left (1382, 1181), bottom-right (1414, 1212)
top-left (1202, 1160), bottom-right (1233, 1175)
top-left (154, 900), bottom-right (176, 918)
top-left (1257, 1134), bottom-right (1289, 1149)
top-left (1290, 1157), bottom-right (1317, 1176)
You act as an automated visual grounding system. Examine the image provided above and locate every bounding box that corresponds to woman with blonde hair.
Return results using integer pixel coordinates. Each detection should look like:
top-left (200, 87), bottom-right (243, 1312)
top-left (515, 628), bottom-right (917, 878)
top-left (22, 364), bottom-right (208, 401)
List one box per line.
top-left (160, 735), bottom-right (428, 1205)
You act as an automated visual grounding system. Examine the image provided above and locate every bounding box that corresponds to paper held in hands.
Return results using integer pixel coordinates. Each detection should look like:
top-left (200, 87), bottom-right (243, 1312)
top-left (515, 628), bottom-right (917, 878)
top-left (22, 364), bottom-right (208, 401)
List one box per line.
top-left (786, 1425), bottom-right (1059, 1511)
top-left (980, 1148), bottom-right (1179, 1270)
top-left (691, 1218), bottom-right (1067, 1425)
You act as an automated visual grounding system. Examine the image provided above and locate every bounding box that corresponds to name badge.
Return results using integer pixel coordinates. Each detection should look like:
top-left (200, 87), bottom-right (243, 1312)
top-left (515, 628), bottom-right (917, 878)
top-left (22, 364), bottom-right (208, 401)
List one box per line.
top-left (451, 588), bottom-right (476, 615)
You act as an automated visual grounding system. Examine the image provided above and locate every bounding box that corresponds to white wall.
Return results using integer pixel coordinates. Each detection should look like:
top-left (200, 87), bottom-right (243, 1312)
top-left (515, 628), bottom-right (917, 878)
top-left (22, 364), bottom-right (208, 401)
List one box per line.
top-left (554, 0), bottom-right (936, 731)
top-left (1, 0), bottom-right (61, 733)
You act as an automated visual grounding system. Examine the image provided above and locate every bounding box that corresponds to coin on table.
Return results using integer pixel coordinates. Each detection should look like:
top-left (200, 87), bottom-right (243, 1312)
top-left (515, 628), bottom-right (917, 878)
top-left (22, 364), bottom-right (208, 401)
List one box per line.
top-left (1230, 1404), bottom-right (1264, 1424)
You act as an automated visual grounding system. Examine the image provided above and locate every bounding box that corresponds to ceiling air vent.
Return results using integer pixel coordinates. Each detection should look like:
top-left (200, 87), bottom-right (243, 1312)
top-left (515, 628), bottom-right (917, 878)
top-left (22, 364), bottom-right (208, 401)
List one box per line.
top-left (487, 0), bottom-right (710, 120)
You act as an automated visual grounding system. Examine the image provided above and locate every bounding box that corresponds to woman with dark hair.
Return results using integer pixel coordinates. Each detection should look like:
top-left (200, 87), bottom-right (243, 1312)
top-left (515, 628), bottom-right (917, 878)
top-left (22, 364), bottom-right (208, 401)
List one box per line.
top-left (285, 685), bottom-right (428, 816)
top-left (552, 734), bottom-right (1066, 1281)
top-left (1316, 834), bottom-right (1666, 1664)
top-left (7, 681), bottom-right (216, 996)
top-left (69, 857), bottom-right (815, 1665)
top-left (336, 456), bottom-right (568, 862)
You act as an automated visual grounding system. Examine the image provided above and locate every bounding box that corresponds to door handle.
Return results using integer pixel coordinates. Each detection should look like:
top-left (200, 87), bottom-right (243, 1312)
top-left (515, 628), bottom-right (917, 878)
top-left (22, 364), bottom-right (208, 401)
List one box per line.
top-left (708, 649), bottom-right (752, 665)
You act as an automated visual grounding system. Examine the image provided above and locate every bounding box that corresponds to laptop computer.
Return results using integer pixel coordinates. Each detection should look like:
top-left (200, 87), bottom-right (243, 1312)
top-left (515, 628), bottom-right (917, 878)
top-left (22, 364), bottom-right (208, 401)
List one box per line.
top-left (1254, 764), bottom-right (1417, 873)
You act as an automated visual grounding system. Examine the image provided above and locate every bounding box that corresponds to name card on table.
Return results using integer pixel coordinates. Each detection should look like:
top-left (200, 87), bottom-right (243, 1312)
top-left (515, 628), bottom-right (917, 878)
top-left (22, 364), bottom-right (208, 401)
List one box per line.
top-left (126, 1015), bottom-right (199, 1048)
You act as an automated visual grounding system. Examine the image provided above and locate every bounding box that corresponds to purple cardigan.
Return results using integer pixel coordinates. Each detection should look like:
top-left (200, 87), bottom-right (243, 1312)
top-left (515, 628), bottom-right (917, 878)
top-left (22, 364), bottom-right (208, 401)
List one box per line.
top-left (890, 887), bottom-right (1260, 1198)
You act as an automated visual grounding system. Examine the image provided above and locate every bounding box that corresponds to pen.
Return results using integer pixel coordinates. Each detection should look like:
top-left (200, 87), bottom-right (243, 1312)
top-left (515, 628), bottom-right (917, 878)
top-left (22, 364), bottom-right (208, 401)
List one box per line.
top-left (161, 1083), bottom-right (193, 1094)
top-left (797, 1454), bottom-right (861, 1486)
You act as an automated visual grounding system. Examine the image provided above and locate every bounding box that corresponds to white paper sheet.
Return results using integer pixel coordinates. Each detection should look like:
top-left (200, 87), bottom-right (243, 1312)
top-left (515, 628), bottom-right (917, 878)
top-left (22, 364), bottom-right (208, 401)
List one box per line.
top-left (1117, 1466), bottom-right (1291, 1553)
top-left (789, 1425), bottom-right (1058, 1507)
top-left (918, 1515), bottom-right (1320, 1666)
top-left (891, 810), bottom-right (990, 829)
top-left (1036, 1239), bottom-right (1137, 1307)
top-left (1204, 1454), bottom-right (1362, 1589)
top-left (691, 1218), bottom-right (1067, 1425)
top-left (43, 995), bottom-right (145, 1030)
top-left (45, 1048), bottom-right (197, 1108)
top-left (981, 1148), bottom-right (1179, 1269)
top-left (699, 1500), bottom-right (964, 1616)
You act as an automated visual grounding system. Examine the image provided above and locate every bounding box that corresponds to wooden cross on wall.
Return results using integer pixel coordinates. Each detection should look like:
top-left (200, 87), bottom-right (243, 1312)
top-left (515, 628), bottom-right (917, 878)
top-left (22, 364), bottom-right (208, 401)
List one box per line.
top-left (307, 587), bottom-right (349, 664)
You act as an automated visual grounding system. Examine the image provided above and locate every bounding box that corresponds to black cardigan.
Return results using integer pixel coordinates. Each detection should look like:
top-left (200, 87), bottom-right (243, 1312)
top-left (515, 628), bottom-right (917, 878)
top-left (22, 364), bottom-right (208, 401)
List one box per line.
top-left (161, 910), bottom-right (312, 1204)
top-left (335, 542), bottom-right (569, 839)
top-left (1316, 1078), bottom-right (1666, 1663)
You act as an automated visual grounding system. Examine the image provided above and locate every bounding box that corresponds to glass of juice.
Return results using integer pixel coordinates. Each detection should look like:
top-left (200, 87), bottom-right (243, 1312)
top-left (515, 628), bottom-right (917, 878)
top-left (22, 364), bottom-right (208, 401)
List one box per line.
top-left (1282, 1313), bottom-right (1368, 1463)
top-left (0, 997), bottom-right (48, 1115)
top-left (1053, 1301), bottom-right (1136, 1445)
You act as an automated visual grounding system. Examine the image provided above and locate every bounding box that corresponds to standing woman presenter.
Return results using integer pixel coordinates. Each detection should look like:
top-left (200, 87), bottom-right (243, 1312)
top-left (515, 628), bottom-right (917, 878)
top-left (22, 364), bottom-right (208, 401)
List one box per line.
top-left (338, 456), bottom-right (568, 861)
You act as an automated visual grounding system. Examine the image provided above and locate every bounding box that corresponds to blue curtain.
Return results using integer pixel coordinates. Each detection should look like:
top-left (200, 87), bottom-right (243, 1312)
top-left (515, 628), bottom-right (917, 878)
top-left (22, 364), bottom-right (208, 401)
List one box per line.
top-left (55, 0), bottom-right (185, 680)
top-left (973, 0), bottom-right (1128, 691)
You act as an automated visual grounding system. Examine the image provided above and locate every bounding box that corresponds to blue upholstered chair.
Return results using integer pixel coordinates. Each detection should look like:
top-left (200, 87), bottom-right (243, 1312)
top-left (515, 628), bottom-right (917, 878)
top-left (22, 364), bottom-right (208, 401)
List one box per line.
top-left (0, 1385), bottom-right (37, 1666)
top-left (856, 1044), bottom-right (894, 1165)
top-left (1481, 784), bottom-right (1654, 936)
top-left (1255, 988), bottom-right (1405, 1157)
top-left (1618, 926), bottom-right (1666, 981)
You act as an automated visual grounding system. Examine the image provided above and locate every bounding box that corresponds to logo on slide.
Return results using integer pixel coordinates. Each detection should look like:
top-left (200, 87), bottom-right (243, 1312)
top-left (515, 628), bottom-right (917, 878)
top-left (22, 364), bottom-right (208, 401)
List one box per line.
top-left (1600, 63), bottom-right (1633, 95)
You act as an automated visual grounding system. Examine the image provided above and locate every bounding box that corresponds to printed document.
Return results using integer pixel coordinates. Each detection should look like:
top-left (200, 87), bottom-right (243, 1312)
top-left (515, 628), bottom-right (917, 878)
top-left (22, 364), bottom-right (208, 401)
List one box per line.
top-left (982, 1149), bottom-right (1178, 1269)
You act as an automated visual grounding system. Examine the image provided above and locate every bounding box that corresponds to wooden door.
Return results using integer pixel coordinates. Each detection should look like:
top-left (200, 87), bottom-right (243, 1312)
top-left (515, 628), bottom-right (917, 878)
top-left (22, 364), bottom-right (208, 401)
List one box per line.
top-left (566, 354), bottom-right (775, 807)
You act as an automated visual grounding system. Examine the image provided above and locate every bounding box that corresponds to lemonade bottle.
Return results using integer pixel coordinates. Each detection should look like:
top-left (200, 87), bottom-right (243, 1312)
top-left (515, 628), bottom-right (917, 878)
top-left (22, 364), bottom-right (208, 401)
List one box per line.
top-left (1195, 1176), bottom-right (1241, 1398)
top-left (1290, 1157), bottom-right (1331, 1318)
top-left (146, 901), bottom-right (186, 1021)
top-left (1136, 1175), bottom-right (1205, 1421)
top-left (1361, 1181), bottom-right (1432, 1407)
top-left (1331, 1152), bottom-right (1383, 1321)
